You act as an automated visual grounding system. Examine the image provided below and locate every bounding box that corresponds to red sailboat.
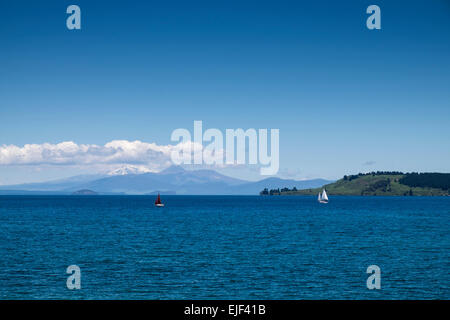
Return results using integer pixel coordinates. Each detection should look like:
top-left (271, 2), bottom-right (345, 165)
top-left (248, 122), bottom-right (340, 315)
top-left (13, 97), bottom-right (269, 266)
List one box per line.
top-left (155, 193), bottom-right (164, 207)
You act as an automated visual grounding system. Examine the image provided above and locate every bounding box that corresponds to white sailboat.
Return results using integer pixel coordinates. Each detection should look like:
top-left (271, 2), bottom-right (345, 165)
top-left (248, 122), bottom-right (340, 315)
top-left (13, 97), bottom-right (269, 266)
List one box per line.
top-left (318, 189), bottom-right (329, 203)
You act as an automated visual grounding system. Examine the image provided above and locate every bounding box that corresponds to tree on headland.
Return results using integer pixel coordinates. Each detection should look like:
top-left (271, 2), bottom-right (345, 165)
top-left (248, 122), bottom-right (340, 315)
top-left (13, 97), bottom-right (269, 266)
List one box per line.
top-left (260, 186), bottom-right (300, 195)
top-left (345, 171), bottom-right (405, 181)
top-left (399, 173), bottom-right (450, 191)
top-left (269, 188), bottom-right (281, 195)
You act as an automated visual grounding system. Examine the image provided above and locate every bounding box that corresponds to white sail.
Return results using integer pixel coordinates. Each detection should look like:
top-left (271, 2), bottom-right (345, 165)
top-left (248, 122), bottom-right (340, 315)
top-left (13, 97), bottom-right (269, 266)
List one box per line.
top-left (318, 193), bottom-right (321, 201)
top-left (321, 189), bottom-right (328, 201)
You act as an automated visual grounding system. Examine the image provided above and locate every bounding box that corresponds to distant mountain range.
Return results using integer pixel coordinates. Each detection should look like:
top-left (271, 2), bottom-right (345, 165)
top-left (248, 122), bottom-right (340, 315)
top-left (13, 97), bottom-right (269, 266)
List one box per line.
top-left (0, 166), bottom-right (332, 195)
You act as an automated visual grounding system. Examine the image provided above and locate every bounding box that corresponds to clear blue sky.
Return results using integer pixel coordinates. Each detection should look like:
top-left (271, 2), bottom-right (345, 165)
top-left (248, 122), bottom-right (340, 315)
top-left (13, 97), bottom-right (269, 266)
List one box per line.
top-left (0, 1), bottom-right (449, 184)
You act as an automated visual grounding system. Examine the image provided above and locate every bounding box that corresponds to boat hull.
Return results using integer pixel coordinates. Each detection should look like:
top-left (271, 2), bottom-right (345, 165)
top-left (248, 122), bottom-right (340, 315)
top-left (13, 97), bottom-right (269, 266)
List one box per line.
top-left (155, 204), bottom-right (165, 207)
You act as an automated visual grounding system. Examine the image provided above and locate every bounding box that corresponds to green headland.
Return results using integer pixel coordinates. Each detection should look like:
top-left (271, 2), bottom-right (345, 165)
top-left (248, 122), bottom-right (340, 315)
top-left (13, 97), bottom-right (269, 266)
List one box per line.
top-left (260, 172), bottom-right (450, 196)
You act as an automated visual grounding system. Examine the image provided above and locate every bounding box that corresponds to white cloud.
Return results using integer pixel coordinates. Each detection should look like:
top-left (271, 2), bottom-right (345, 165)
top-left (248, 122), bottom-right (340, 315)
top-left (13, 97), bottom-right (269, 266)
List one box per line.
top-left (0, 140), bottom-right (225, 173)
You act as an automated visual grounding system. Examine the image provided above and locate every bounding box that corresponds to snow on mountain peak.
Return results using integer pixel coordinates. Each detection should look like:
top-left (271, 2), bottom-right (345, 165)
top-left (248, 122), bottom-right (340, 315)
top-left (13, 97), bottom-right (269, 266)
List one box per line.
top-left (107, 165), bottom-right (153, 176)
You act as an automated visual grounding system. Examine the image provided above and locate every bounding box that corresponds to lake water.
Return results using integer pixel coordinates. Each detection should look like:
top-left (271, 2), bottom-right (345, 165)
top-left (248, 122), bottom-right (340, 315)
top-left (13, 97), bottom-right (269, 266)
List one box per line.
top-left (0, 195), bottom-right (448, 299)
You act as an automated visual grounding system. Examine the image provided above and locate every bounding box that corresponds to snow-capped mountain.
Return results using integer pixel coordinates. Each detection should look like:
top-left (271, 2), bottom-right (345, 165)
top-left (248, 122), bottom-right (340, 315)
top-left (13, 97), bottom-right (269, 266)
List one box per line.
top-left (0, 166), bottom-right (332, 195)
top-left (107, 165), bottom-right (154, 176)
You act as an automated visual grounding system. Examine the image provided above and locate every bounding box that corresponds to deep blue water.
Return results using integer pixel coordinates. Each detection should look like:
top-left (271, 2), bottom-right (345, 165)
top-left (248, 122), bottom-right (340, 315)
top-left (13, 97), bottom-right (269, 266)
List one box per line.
top-left (0, 195), bottom-right (448, 299)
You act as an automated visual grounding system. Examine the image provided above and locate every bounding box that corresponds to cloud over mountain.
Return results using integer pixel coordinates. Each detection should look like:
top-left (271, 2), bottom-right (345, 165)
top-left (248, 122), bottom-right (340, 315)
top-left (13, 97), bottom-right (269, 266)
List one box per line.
top-left (0, 140), bottom-right (208, 172)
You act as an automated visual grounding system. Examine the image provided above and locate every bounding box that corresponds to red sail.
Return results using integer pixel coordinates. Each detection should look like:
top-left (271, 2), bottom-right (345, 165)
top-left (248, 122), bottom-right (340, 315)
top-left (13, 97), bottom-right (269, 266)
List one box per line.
top-left (155, 194), bottom-right (161, 204)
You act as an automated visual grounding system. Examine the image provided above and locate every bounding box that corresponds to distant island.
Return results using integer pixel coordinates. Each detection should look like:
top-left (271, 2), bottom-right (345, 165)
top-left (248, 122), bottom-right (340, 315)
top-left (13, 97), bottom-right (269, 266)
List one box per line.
top-left (147, 191), bottom-right (177, 195)
top-left (72, 189), bottom-right (98, 195)
top-left (260, 172), bottom-right (450, 196)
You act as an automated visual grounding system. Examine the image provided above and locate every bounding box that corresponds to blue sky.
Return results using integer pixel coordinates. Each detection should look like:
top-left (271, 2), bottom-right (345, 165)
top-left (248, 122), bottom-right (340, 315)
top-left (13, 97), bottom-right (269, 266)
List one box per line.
top-left (0, 0), bottom-right (449, 184)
